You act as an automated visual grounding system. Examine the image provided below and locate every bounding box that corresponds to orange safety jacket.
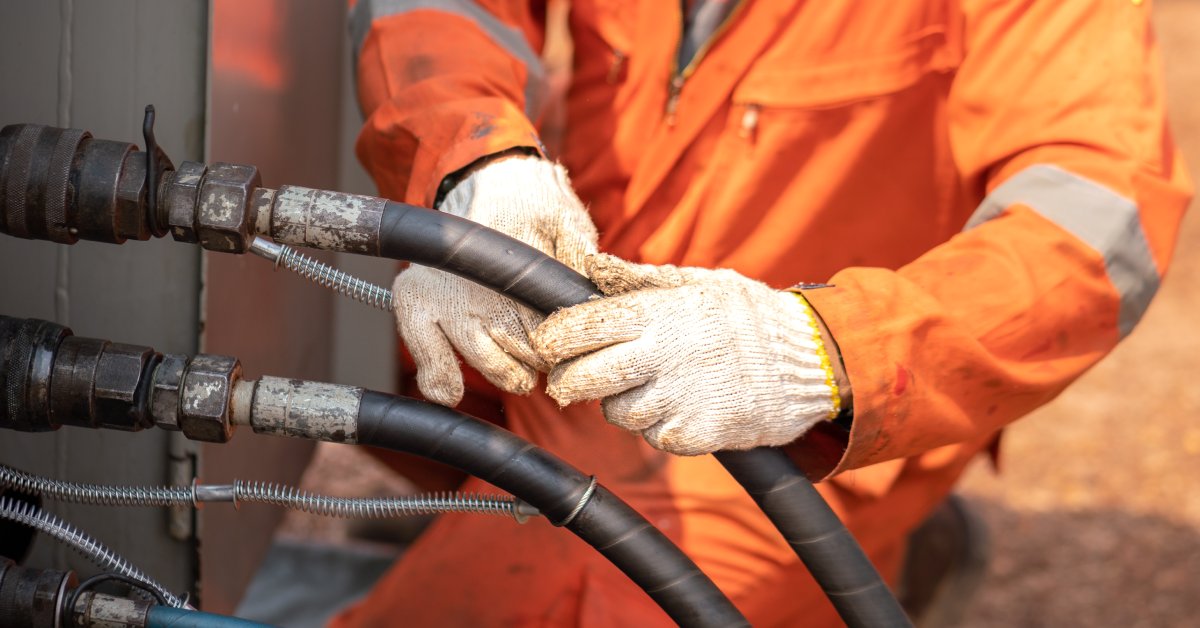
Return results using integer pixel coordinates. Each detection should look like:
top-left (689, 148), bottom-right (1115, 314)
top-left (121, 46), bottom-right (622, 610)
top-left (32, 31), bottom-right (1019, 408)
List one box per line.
top-left (336, 1), bottom-right (1190, 626)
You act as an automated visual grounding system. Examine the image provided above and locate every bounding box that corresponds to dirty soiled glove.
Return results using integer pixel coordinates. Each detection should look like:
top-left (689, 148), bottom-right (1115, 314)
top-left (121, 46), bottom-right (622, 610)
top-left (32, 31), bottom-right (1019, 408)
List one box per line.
top-left (393, 156), bottom-right (598, 406)
top-left (532, 254), bottom-right (840, 456)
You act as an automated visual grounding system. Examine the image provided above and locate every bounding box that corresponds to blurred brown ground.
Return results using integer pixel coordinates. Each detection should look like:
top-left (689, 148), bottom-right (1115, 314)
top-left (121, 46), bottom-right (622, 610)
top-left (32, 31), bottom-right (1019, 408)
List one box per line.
top-left (957, 2), bottom-right (1200, 625)
top-left (284, 2), bottom-right (1200, 625)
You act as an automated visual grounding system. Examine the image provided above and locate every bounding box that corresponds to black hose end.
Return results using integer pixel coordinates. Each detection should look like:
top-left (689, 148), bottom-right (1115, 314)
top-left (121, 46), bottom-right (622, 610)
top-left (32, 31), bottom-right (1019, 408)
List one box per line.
top-left (1, 124), bottom-right (92, 244)
top-left (0, 121), bottom-right (175, 245)
top-left (0, 558), bottom-right (76, 628)
top-left (0, 316), bottom-right (70, 432)
top-left (0, 316), bottom-right (162, 434)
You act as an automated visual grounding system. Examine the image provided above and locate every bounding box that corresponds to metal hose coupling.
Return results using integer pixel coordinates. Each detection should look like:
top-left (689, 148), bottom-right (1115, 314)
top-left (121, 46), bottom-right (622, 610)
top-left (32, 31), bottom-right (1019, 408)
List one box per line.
top-left (0, 121), bottom-right (401, 260)
top-left (0, 557), bottom-right (76, 628)
top-left (0, 315), bottom-right (244, 443)
top-left (0, 497), bottom-right (184, 608)
top-left (0, 119), bottom-right (264, 254)
top-left (0, 123), bottom-right (173, 244)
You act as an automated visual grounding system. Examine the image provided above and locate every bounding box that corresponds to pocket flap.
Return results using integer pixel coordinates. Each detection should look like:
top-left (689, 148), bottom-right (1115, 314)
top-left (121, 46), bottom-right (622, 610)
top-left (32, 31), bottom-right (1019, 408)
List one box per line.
top-left (734, 27), bottom-right (960, 108)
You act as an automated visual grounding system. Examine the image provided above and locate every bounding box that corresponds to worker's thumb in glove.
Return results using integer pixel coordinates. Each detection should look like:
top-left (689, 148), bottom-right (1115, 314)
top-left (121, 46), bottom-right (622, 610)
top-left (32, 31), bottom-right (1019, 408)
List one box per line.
top-left (585, 253), bottom-right (717, 296)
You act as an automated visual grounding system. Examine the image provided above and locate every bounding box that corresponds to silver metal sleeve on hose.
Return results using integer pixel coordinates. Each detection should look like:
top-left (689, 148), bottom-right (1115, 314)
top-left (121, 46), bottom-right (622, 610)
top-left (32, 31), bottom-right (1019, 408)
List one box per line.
top-left (255, 185), bottom-right (386, 255)
top-left (246, 376), bottom-right (362, 444)
top-left (74, 592), bottom-right (154, 628)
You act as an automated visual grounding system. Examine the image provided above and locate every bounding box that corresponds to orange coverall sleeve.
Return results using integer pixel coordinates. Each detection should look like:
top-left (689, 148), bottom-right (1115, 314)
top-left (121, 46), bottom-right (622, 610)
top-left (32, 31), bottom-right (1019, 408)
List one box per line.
top-left (351, 0), bottom-right (547, 207)
top-left (799, 0), bottom-right (1191, 476)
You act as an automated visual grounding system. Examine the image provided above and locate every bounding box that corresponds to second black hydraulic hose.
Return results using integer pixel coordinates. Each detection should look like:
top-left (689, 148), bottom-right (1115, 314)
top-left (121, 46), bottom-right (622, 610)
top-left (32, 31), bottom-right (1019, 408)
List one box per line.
top-left (377, 201), bottom-right (911, 628)
top-left (355, 392), bottom-right (747, 627)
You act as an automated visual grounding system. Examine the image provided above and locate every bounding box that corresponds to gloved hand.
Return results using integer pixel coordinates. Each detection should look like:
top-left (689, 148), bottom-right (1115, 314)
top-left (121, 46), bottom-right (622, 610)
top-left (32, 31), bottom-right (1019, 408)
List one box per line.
top-left (532, 254), bottom-right (841, 455)
top-left (393, 156), bottom-right (599, 406)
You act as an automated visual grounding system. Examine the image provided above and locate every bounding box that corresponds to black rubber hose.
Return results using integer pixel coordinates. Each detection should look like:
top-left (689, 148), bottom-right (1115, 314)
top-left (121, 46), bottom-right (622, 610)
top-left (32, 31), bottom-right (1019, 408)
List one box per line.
top-left (378, 201), bottom-right (911, 627)
top-left (717, 449), bottom-right (910, 626)
top-left (378, 201), bottom-right (599, 313)
top-left (356, 391), bottom-right (748, 627)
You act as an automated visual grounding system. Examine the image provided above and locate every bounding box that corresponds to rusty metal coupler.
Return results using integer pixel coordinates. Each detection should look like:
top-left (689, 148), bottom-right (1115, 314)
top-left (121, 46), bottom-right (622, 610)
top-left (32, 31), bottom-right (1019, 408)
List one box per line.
top-left (1, 315), bottom-right (367, 445)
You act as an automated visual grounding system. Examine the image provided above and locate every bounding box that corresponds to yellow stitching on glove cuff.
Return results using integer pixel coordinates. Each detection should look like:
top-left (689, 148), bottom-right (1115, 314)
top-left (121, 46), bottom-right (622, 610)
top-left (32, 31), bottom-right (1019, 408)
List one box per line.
top-left (792, 292), bottom-right (840, 420)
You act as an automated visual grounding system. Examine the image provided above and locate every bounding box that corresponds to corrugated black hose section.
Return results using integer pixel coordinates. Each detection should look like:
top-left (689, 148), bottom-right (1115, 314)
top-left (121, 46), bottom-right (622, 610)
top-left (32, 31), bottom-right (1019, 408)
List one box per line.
top-left (355, 391), bottom-right (748, 628)
top-left (377, 201), bottom-right (911, 627)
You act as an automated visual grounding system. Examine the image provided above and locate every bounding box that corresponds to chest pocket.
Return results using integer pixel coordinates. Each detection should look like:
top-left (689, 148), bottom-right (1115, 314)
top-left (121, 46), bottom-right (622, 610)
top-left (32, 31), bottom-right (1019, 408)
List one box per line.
top-left (732, 8), bottom-right (964, 110)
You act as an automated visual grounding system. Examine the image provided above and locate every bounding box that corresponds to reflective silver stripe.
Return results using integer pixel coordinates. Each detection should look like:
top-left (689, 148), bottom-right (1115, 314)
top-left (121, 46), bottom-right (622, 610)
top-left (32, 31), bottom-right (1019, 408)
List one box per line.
top-left (965, 164), bottom-right (1159, 337)
top-left (350, 0), bottom-right (547, 120)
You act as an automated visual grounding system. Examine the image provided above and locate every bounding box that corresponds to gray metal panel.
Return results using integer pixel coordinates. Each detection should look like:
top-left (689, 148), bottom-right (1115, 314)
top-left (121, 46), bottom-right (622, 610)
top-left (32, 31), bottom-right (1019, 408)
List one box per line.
top-left (1, 0), bottom-right (389, 615)
top-left (333, 17), bottom-right (398, 394)
top-left (200, 0), bottom-right (350, 614)
top-left (0, 0), bottom-right (207, 602)
top-left (0, 5), bottom-right (60, 127)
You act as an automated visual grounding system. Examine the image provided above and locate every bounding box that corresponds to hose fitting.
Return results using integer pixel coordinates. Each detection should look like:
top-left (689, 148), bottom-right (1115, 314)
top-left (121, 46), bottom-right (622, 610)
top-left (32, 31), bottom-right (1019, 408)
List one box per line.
top-left (0, 124), bottom-right (173, 245)
top-left (0, 556), bottom-right (76, 628)
top-left (0, 315), bottom-right (242, 441)
top-left (0, 497), bottom-right (184, 608)
top-left (0, 122), bottom-right (264, 254)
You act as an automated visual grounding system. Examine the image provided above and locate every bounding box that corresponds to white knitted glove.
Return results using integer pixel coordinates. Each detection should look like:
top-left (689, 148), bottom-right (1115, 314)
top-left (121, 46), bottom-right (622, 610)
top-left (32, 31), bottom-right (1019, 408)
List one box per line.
top-left (532, 254), bottom-right (839, 456)
top-left (393, 156), bottom-right (598, 406)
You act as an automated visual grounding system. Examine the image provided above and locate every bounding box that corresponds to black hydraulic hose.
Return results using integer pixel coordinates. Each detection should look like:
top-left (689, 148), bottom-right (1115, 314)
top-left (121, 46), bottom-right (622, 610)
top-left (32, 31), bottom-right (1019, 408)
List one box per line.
top-left (378, 201), bottom-right (599, 314)
top-left (717, 449), bottom-right (908, 626)
top-left (356, 391), bottom-right (748, 627)
top-left (378, 201), bottom-right (911, 627)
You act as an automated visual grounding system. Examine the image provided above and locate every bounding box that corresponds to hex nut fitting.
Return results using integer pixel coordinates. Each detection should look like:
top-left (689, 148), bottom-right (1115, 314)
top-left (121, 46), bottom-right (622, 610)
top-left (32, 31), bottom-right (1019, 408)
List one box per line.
top-left (49, 337), bottom-right (105, 430)
top-left (165, 161), bottom-right (208, 243)
top-left (92, 343), bottom-right (155, 431)
top-left (179, 354), bottom-right (241, 443)
top-left (150, 354), bottom-right (188, 431)
top-left (196, 162), bottom-right (261, 253)
top-left (115, 151), bottom-right (150, 241)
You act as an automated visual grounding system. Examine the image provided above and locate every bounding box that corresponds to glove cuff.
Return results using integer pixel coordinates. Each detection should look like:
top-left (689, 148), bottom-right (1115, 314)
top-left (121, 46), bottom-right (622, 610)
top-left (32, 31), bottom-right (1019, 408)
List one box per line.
top-left (764, 291), bottom-right (840, 423)
top-left (790, 292), bottom-right (843, 420)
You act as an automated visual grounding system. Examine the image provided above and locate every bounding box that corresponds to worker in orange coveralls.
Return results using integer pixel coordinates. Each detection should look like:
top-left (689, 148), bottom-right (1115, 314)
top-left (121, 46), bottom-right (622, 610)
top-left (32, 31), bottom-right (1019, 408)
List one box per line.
top-left (333, 1), bottom-right (1190, 626)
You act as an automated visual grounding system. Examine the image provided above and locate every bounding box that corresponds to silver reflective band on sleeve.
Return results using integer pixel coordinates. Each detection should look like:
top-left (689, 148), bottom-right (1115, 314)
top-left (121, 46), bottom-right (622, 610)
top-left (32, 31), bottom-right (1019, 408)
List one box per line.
top-left (964, 164), bottom-right (1159, 337)
top-left (349, 0), bottom-right (548, 120)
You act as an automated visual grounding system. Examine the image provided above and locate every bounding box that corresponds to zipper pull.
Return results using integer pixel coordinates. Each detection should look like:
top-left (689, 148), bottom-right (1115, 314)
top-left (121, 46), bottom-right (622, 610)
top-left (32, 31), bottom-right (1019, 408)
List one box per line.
top-left (665, 75), bottom-right (685, 126)
top-left (738, 104), bottom-right (760, 140)
top-left (607, 49), bottom-right (627, 84)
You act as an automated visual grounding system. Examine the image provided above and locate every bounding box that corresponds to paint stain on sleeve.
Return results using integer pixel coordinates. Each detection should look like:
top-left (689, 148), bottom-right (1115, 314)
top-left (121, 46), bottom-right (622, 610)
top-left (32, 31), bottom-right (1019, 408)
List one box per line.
top-left (892, 363), bottom-right (909, 395)
top-left (469, 112), bottom-right (497, 139)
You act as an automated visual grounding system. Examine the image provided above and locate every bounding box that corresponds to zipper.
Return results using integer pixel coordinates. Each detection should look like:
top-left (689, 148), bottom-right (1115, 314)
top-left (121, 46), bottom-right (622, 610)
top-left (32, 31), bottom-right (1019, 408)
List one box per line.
top-left (665, 75), bottom-right (686, 124)
top-left (607, 49), bottom-right (628, 84)
top-left (665, 0), bottom-right (748, 126)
